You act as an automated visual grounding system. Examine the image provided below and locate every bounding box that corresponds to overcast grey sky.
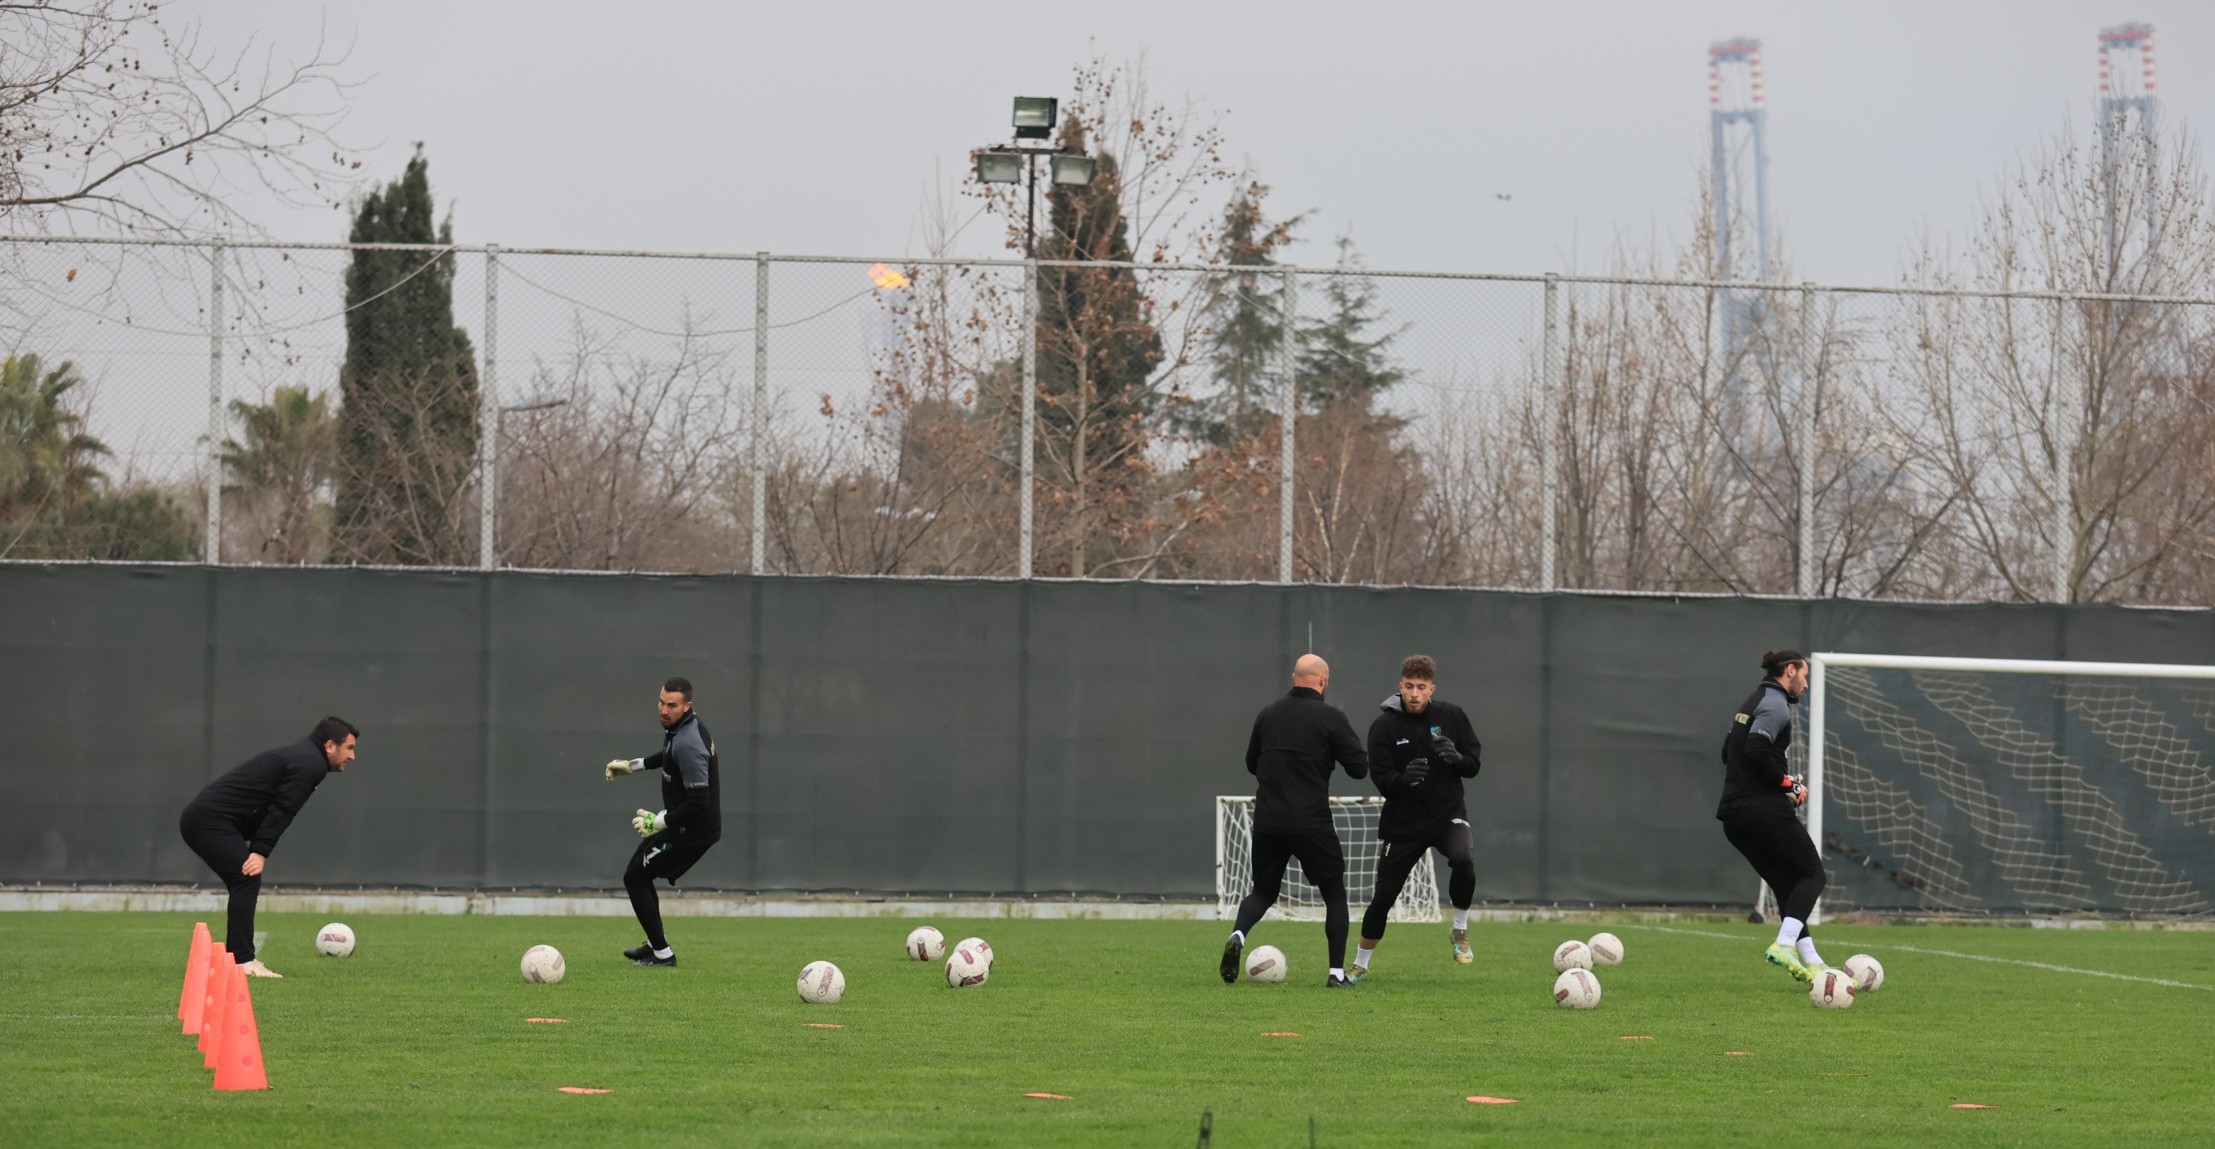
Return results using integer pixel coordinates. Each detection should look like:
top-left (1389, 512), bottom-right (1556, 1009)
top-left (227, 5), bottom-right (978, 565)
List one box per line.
top-left (189, 1), bottom-right (2215, 284)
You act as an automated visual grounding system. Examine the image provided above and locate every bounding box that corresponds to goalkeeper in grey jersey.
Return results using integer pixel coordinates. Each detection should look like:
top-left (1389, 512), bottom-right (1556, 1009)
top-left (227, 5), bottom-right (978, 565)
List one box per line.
top-left (603, 676), bottom-right (721, 967)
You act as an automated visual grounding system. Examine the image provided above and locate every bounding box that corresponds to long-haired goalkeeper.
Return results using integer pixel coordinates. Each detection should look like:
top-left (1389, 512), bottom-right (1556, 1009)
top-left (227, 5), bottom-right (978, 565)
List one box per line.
top-left (604, 676), bottom-right (720, 967)
top-left (1717, 649), bottom-right (1828, 983)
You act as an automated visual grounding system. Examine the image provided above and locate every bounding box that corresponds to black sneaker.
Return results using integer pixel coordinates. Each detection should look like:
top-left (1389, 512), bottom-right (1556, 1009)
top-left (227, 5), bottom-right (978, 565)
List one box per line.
top-left (1325, 974), bottom-right (1354, 988)
top-left (622, 943), bottom-right (654, 962)
top-left (1219, 936), bottom-right (1243, 984)
top-left (631, 950), bottom-right (677, 967)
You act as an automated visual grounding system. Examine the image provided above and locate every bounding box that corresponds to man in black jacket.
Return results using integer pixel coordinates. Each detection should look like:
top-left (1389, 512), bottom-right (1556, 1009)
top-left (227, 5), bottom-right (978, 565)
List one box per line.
top-left (1222, 654), bottom-right (1369, 988)
top-left (178, 716), bottom-right (359, 977)
top-left (1718, 649), bottom-right (1827, 983)
top-left (604, 676), bottom-right (720, 967)
top-left (1350, 654), bottom-right (1482, 979)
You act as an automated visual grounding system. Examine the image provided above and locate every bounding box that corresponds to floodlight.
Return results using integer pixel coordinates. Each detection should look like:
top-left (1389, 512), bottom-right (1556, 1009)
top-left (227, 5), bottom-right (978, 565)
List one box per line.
top-left (1050, 154), bottom-right (1096, 187)
top-left (1012, 96), bottom-right (1058, 139)
top-left (975, 151), bottom-right (1023, 185)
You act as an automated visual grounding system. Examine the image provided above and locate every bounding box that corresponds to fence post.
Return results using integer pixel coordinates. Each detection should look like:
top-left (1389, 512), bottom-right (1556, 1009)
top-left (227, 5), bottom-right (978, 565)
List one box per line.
top-left (752, 253), bottom-right (769, 574)
top-left (478, 244), bottom-right (500, 571)
top-left (1019, 259), bottom-right (1037, 579)
top-left (1278, 267), bottom-right (1299, 584)
top-left (1797, 283), bottom-right (1817, 598)
top-left (1540, 273), bottom-right (1559, 591)
top-left (2052, 292), bottom-right (2077, 603)
top-left (205, 240), bottom-right (225, 565)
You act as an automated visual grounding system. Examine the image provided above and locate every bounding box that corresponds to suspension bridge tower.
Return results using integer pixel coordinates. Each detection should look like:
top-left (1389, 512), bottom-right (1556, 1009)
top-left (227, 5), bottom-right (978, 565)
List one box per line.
top-left (1709, 36), bottom-right (1773, 363)
top-left (2098, 22), bottom-right (2161, 284)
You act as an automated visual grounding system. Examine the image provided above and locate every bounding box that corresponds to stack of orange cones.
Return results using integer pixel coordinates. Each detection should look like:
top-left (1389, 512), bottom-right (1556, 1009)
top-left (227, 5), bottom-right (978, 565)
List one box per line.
top-left (179, 922), bottom-right (268, 1091)
top-left (179, 922), bottom-right (211, 1035)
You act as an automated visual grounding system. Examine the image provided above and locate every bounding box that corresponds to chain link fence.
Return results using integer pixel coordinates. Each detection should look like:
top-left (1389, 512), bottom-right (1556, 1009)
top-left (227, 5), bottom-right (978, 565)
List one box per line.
top-left (5, 235), bottom-right (2212, 603)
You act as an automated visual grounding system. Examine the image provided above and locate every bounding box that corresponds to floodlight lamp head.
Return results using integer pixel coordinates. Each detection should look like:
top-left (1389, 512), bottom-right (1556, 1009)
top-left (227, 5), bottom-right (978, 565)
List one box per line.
top-left (1049, 153), bottom-right (1096, 187)
top-left (974, 150), bottom-right (1023, 185)
top-left (1012, 96), bottom-right (1058, 139)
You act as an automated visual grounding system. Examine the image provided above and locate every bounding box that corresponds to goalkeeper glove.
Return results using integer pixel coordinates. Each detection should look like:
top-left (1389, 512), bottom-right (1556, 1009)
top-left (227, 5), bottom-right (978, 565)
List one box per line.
top-left (1428, 732), bottom-right (1463, 766)
top-left (1401, 757), bottom-right (1432, 788)
top-left (604, 757), bottom-right (643, 781)
top-left (631, 808), bottom-right (668, 837)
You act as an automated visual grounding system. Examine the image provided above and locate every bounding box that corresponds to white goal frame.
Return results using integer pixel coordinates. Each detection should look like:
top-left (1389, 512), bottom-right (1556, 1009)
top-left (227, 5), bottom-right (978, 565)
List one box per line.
top-left (1802, 651), bottom-right (2215, 922)
top-left (1214, 795), bottom-right (1442, 924)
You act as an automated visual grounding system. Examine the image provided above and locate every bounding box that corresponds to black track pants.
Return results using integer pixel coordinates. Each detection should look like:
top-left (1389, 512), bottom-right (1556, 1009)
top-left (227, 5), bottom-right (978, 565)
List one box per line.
top-left (1234, 829), bottom-right (1351, 969)
top-left (1362, 819), bottom-right (1475, 940)
top-left (1722, 807), bottom-right (1826, 925)
top-left (178, 807), bottom-right (261, 963)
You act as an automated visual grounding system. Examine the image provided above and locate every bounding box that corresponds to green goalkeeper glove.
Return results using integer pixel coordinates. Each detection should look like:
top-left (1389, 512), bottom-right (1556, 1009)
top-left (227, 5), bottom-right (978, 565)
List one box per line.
top-left (604, 757), bottom-right (643, 781)
top-left (631, 808), bottom-right (668, 837)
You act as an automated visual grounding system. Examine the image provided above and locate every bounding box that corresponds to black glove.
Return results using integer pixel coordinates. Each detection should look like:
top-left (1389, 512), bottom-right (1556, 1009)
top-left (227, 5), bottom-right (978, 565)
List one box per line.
top-left (1401, 757), bottom-right (1432, 788)
top-left (1429, 732), bottom-right (1463, 766)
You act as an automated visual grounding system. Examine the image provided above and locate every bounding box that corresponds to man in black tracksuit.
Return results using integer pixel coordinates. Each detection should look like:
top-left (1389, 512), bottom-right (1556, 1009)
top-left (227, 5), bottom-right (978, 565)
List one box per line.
top-left (1351, 654), bottom-right (1482, 979)
top-left (1718, 649), bottom-right (1829, 983)
top-left (1221, 653), bottom-right (1369, 988)
top-left (604, 676), bottom-right (720, 967)
top-left (177, 716), bottom-right (359, 977)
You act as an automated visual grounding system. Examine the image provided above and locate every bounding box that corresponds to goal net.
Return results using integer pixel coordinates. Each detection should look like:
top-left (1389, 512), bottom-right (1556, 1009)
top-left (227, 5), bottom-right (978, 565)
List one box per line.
top-left (1215, 796), bottom-right (1441, 923)
top-left (1808, 653), bottom-right (2215, 917)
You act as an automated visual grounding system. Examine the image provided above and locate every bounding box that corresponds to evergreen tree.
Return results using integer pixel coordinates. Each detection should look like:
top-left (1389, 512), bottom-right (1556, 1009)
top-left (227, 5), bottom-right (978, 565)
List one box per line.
top-left (1033, 120), bottom-right (1162, 576)
top-left (222, 385), bottom-right (337, 563)
top-left (1183, 180), bottom-right (1304, 444)
top-left (1297, 233), bottom-right (1406, 413)
top-left (334, 147), bottom-right (480, 564)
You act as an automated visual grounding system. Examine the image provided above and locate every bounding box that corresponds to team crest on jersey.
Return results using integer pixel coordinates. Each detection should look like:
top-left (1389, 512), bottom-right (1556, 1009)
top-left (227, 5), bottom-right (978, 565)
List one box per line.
top-left (1734, 712), bottom-right (1750, 725)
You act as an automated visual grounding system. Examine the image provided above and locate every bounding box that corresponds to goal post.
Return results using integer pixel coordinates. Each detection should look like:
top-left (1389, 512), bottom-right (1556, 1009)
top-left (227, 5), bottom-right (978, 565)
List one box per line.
top-left (1215, 796), bottom-right (1442, 924)
top-left (1806, 652), bottom-right (2215, 919)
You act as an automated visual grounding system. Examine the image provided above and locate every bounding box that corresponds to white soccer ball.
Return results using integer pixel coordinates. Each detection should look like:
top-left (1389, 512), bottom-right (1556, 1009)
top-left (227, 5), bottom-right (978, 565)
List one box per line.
top-left (905, 926), bottom-right (946, 962)
top-left (954, 936), bottom-right (994, 967)
top-left (1587, 931), bottom-right (1624, 966)
top-left (1553, 967), bottom-right (1602, 1008)
top-left (1842, 953), bottom-right (1885, 993)
top-left (1809, 966), bottom-right (1857, 1008)
top-left (946, 942), bottom-right (991, 988)
top-left (520, 944), bottom-right (566, 984)
top-left (1244, 944), bottom-right (1288, 983)
top-left (314, 921), bottom-right (356, 957)
top-left (798, 960), bottom-right (846, 1004)
top-left (1552, 939), bottom-right (1594, 973)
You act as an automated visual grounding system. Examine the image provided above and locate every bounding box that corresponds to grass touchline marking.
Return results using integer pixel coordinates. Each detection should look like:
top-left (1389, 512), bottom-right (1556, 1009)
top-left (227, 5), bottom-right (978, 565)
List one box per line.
top-left (1629, 924), bottom-right (2215, 992)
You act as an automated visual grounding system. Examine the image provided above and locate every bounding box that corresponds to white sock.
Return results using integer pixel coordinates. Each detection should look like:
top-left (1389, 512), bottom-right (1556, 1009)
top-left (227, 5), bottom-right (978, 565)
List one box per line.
top-left (1354, 943), bottom-right (1376, 968)
top-left (1775, 916), bottom-right (1805, 947)
top-left (652, 946), bottom-right (673, 960)
top-left (1797, 937), bottom-right (1823, 967)
top-left (1452, 909), bottom-right (1470, 931)
top-left (1329, 967), bottom-right (1345, 979)
top-left (1230, 929), bottom-right (1245, 946)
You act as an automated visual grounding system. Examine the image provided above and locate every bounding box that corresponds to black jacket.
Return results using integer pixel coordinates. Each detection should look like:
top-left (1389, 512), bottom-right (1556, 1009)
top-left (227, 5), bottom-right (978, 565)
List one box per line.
top-left (645, 711), bottom-right (720, 843)
top-left (182, 736), bottom-right (332, 856)
top-left (1367, 694), bottom-right (1482, 842)
top-left (1244, 687), bottom-right (1369, 835)
top-left (1717, 678), bottom-right (1797, 819)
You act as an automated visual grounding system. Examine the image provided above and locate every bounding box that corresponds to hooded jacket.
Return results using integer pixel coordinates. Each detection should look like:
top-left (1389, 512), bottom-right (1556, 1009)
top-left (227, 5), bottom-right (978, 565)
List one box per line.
top-left (1366, 694), bottom-right (1482, 843)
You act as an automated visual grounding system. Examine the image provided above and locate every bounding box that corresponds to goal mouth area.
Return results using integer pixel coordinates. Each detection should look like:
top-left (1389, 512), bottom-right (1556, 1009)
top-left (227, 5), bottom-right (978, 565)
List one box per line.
top-left (1803, 652), bottom-right (2215, 920)
top-left (1214, 795), bottom-right (1443, 924)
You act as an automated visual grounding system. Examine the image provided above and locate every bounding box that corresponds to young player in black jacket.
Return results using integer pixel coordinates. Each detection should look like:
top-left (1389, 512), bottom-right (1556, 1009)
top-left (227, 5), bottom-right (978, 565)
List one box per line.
top-left (1717, 649), bottom-right (1827, 983)
top-left (177, 716), bottom-right (359, 977)
top-left (1350, 655), bottom-right (1482, 979)
top-left (1222, 654), bottom-right (1369, 988)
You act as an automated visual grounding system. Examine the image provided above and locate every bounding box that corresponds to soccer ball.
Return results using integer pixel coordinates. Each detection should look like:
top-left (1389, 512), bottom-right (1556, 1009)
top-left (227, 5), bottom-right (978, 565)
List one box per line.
top-left (954, 936), bottom-right (994, 967)
top-left (520, 944), bottom-right (565, 984)
top-left (798, 960), bottom-right (846, 1004)
top-left (1809, 967), bottom-right (1857, 1008)
top-left (1587, 932), bottom-right (1623, 966)
top-left (1842, 953), bottom-right (1885, 992)
top-left (1244, 944), bottom-right (1288, 983)
top-left (1552, 939), bottom-right (1594, 973)
top-left (315, 922), bottom-right (356, 957)
top-left (905, 926), bottom-right (946, 962)
top-left (946, 942), bottom-right (991, 988)
top-left (1553, 967), bottom-right (1602, 1008)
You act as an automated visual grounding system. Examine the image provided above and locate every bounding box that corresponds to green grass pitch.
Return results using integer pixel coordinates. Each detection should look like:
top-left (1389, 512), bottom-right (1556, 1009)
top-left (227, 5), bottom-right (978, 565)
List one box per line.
top-left (2, 912), bottom-right (2210, 1146)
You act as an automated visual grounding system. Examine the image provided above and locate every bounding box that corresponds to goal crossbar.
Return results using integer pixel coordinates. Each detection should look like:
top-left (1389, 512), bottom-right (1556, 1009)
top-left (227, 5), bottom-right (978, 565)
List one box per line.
top-left (1806, 652), bottom-right (2215, 921)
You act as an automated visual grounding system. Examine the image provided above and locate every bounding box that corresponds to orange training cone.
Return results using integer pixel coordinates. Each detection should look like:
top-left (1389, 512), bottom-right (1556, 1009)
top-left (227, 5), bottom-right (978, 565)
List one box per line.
top-left (180, 922), bottom-right (212, 1033)
top-left (194, 945), bottom-right (227, 1055)
top-left (202, 955), bottom-right (236, 1069)
top-left (211, 970), bottom-right (269, 1091)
